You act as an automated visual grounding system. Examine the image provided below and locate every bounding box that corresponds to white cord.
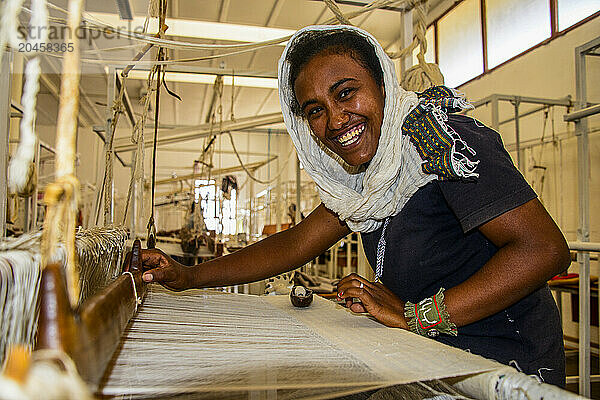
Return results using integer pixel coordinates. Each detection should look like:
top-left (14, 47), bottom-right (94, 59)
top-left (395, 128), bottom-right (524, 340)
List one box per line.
top-left (122, 271), bottom-right (141, 311)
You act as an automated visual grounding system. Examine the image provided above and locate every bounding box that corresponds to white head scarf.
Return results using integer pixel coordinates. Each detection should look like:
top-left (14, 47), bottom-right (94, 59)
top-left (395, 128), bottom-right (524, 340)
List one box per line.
top-left (278, 25), bottom-right (437, 233)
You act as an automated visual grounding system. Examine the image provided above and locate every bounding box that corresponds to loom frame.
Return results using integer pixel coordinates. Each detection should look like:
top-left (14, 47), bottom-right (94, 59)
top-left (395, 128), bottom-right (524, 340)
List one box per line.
top-left (34, 239), bottom-right (146, 390)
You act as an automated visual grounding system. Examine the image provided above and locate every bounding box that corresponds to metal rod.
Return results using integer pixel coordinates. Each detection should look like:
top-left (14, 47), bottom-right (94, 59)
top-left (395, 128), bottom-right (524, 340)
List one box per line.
top-left (115, 74), bottom-right (137, 128)
top-left (512, 98), bottom-right (521, 170)
top-left (295, 155), bottom-right (301, 225)
top-left (569, 242), bottom-right (600, 252)
top-left (113, 112), bottom-right (284, 153)
top-left (499, 103), bottom-right (551, 126)
top-left (490, 95), bottom-right (499, 132)
top-left (104, 67), bottom-right (117, 226)
top-left (471, 94), bottom-right (572, 108)
top-left (574, 39), bottom-right (591, 398)
top-left (154, 158), bottom-right (276, 185)
top-left (90, 127), bottom-right (129, 167)
top-left (566, 374), bottom-right (600, 384)
top-left (0, 51), bottom-right (12, 238)
top-left (564, 103), bottom-right (600, 122)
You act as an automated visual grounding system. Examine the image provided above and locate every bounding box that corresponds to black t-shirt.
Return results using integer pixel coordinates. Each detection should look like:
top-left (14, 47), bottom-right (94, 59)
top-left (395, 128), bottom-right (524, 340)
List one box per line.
top-left (361, 114), bottom-right (565, 386)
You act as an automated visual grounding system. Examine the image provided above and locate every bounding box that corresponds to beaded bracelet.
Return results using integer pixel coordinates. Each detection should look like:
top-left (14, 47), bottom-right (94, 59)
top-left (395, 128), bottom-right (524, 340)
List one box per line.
top-left (404, 288), bottom-right (458, 338)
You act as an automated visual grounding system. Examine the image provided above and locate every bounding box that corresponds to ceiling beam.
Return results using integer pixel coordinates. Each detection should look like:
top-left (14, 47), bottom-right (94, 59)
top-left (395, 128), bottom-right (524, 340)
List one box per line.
top-left (114, 111), bottom-right (284, 152)
top-left (158, 148), bottom-right (275, 157)
top-left (154, 157), bottom-right (277, 185)
top-left (219, 0), bottom-right (231, 22)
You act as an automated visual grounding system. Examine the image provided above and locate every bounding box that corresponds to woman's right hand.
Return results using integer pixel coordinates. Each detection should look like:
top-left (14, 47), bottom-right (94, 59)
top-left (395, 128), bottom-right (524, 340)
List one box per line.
top-left (141, 248), bottom-right (195, 291)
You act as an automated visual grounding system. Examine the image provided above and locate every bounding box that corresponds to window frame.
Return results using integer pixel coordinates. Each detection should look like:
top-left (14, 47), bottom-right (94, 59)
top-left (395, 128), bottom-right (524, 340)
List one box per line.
top-left (426, 0), bottom-right (600, 88)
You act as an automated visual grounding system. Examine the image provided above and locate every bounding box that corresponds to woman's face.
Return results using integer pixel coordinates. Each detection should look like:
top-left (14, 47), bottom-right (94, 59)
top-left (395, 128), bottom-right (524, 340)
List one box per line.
top-left (294, 51), bottom-right (385, 167)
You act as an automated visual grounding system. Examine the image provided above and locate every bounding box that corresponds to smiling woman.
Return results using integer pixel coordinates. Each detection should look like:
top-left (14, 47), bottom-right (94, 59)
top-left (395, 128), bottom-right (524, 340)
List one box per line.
top-left (293, 51), bottom-right (384, 166)
top-left (140, 25), bottom-right (571, 389)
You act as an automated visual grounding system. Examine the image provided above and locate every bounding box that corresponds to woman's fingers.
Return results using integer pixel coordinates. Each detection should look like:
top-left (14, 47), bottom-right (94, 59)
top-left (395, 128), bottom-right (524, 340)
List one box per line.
top-left (349, 301), bottom-right (367, 313)
top-left (141, 248), bottom-right (170, 269)
top-left (338, 281), bottom-right (408, 328)
top-left (142, 266), bottom-right (176, 283)
top-left (337, 273), bottom-right (371, 297)
top-left (339, 286), bottom-right (376, 308)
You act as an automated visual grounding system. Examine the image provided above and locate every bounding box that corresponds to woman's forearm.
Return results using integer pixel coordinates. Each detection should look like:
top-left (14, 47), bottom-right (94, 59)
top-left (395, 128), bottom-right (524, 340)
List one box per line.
top-left (444, 199), bottom-right (570, 327)
top-left (190, 203), bottom-right (351, 288)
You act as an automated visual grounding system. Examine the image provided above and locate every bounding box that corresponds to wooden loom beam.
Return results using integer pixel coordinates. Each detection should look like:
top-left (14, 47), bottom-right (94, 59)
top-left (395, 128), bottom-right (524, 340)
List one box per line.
top-left (35, 240), bottom-right (146, 389)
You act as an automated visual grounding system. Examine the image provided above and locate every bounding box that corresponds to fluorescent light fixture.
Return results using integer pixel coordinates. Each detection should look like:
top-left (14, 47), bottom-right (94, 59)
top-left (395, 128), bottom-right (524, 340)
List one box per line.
top-left (126, 70), bottom-right (278, 89)
top-left (86, 12), bottom-right (295, 44)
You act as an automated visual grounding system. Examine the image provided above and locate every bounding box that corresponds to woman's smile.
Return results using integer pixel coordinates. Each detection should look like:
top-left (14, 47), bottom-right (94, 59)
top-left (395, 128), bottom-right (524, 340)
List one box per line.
top-left (293, 52), bottom-right (385, 166)
top-left (331, 122), bottom-right (366, 147)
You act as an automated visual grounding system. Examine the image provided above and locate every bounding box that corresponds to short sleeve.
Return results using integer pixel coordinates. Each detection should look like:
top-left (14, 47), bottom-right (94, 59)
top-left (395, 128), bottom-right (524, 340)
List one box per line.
top-left (438, 115), bottom-right (537, 232)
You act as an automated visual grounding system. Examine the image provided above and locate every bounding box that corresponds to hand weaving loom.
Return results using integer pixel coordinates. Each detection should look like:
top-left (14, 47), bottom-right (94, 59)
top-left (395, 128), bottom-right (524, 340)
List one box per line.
top-left (0, 236), bottom-right (585, 400)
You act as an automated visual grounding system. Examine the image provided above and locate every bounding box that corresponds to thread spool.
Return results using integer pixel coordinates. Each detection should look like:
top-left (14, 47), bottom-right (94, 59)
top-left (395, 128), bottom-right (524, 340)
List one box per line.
top-left (290, 285), bottom-right (313, 307)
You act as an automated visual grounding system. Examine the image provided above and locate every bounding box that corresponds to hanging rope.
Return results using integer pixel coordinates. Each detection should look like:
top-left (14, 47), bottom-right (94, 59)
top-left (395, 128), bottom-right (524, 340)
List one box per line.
top-left (21, 0), bottom-right (430, 68)
top-left (227, 131), bottom-right (295, 185)
top-left (7, 0), bottom-right (48, 198)
top-left (230, 71), bottom-right (236, 122)
top-left (323, 0), bottom-right (353, 25)
top-left (121, 66), bottom-right (158, 226)
top-left (24, 0), bottom-right (410, 63)
top-left (0, 0), bottom-right (26, 66)
top-left (40, 0), bottom-right (84, 308)
top-left (398, 0), bottom-right (444, 91)
top-left (147, 0), bottom-right (168, 249)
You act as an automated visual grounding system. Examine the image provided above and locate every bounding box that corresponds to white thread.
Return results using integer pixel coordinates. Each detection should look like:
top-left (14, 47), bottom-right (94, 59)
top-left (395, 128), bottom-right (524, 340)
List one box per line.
top-left (122, 271), bottom-right (141, 311)
top-left (0, 227), bottom-right (127, 366)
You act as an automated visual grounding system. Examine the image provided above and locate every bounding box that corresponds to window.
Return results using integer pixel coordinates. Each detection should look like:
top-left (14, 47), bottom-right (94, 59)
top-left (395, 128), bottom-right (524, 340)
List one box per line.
top-left (558, 0), bottom-right (599, 31)
top-left (429, 0), bottom-right (596, 87)
top-left (486, 0), bottom-right (551, 69)
top-left (412, 25), bottom-right (436, 66)
top-left (195, 179), bottom-right (237, 235)
top-left (437, 0), bottom-right (484, 88)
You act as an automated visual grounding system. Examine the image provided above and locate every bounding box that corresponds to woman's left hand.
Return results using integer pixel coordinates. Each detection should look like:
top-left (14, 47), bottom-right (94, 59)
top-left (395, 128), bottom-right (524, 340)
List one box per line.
top-left (337, 273), bottom-right (409, 329)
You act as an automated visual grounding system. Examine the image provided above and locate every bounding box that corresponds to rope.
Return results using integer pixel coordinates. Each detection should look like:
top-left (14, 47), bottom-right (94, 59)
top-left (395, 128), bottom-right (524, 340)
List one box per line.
top-left (121, 67), bottom-right (158, 226)
top-left (323, 0), bottom-right (353, 25)
top-left (226, 131), bottom-right (295, 185)
top-left (6, 0), bottom-right (48, 197)
top-left (0, 0), bottom-right (26, 66)
top-left (398, 0), bottom-right (444, 91)
top-left (41, 0), bottom-right (84, 308)
top-left (30, 0), bottom-right (409, 57)
top-left (147, 0), bottom-right (168, 248)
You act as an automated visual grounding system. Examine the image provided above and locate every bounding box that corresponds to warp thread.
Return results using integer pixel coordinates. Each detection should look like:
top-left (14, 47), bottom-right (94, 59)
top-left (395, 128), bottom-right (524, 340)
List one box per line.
top-left (0, 226), bottom-right (127, 367)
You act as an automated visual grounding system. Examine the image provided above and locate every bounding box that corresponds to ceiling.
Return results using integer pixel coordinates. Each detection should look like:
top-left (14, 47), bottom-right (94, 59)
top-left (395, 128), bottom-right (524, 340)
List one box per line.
top-left (27, 0), bottom-right (455, 179)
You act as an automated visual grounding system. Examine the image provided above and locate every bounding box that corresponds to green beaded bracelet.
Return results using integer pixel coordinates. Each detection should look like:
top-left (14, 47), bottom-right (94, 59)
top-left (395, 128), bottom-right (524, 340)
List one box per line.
top-left (404, 288), bottom-right (458, 338)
